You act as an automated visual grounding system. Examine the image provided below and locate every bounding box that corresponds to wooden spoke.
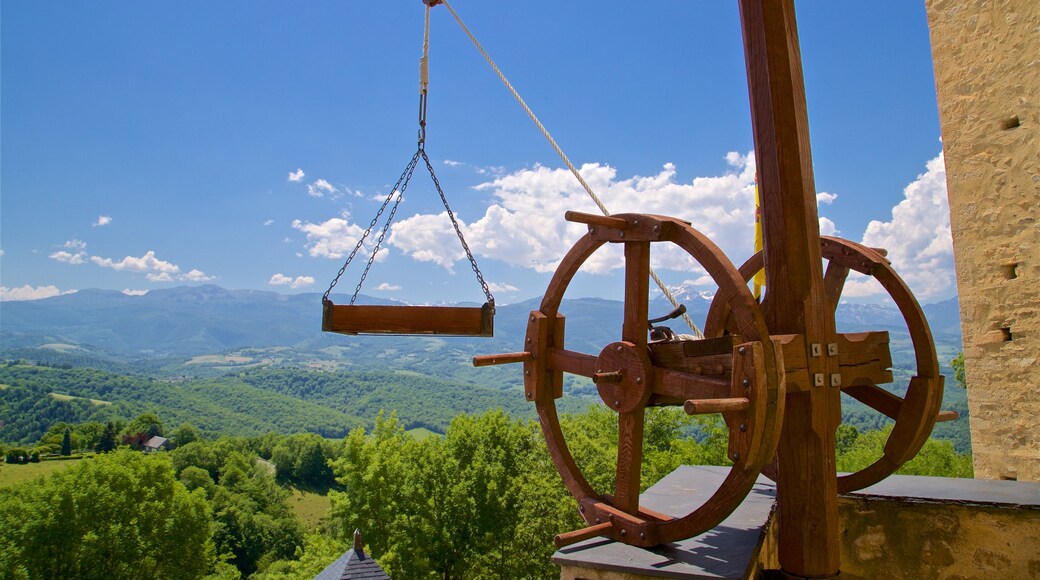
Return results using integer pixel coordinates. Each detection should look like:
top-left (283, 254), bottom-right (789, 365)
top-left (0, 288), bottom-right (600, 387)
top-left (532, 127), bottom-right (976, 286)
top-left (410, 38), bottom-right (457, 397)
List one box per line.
top-left (622, 241), bottom-right (651, 348)
top-left (547, 348), bottom-right (597, 378)
top-left (823, 260), bottom-right (850, 315)
top-left (843, 383), bottom-right (902, 421)
top-left (614, 410), bottom-right (645, 514)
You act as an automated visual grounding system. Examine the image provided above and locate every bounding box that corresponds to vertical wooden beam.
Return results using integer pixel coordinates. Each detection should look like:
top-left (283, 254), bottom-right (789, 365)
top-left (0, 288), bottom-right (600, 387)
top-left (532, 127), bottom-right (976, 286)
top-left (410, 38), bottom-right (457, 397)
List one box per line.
top-left (736, 1), bottom-right (841, 577)
top-left (615, 241), bottom-right (651, 513)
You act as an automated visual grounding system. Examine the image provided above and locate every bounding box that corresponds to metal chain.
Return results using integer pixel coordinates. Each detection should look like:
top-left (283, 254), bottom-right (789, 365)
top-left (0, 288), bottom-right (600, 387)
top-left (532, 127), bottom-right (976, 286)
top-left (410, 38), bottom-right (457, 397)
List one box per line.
top-left (422, 150), bottom-right (495, 307)
top-left (322, 151), bottom-right (421, 304)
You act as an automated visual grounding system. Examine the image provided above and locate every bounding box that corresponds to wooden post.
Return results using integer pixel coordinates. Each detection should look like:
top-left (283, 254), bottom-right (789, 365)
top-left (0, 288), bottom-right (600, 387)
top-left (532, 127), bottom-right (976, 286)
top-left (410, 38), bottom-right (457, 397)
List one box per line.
top-left (736, 1), bottom-right (841, 577)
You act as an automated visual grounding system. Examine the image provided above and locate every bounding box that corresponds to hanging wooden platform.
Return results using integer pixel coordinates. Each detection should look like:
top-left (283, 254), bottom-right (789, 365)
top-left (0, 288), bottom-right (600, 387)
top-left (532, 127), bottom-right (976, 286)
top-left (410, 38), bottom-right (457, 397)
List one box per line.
top-left (322, 300), bottom-right (494, 337)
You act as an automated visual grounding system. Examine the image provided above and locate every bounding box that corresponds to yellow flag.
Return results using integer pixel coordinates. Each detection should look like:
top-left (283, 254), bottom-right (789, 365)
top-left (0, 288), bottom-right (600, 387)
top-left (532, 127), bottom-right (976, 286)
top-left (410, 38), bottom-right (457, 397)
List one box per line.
top-left (752, 182), bottom-right (765, 300)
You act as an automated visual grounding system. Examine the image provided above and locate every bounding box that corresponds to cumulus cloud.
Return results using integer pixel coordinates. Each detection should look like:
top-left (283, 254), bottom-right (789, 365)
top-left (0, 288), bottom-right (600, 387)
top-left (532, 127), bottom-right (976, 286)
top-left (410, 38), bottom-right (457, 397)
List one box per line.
top-left (1, 285), bottom-right (76, 301)
top-left (375, 282), bottom-right (402, 291)
top-left (49, 240), bottom-right (88, 265)
top-left (388, 153), bottom-right (759, 282)
top-left (181, 269), bottom-right (216, 282)
top-left (843, 152), bottom-right (954, 301)
top-left (288, 168), bottom-right (305, 182)
top-left (817, 192), bottom-right (838, 205)
top-left (264, 219), bottom-right (275, 226)
top-left (307, 179), bottom-right (337, 198)
top-left (93, 215), bottom-right (113, 227)
top-left (443, 159), bottom-right (463, 167)
top-left (268, 273), bottom-right (315, 289)
top-left (292, 217), bottom-right (386, 261)
top-left (91, 250), bottom-right (180, 274)
top-left (487, 282), bottom-right (519, 293)
top-left (89, 250), bottom-right (213, 283)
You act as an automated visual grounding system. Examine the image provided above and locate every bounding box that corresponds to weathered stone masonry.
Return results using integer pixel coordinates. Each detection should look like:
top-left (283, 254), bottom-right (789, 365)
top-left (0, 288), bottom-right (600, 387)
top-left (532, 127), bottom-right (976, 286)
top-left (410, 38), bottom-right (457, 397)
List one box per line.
top-left (925, 0), bottom-right (1039, 481)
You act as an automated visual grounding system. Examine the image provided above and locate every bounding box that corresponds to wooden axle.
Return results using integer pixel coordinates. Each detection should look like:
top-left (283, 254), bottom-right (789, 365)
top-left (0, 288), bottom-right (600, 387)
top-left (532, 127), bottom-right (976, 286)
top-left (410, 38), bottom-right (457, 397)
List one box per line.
top-left (472, 351), bottom-right (532, 367)
top-left (684, 397), bottom-right (750, 415)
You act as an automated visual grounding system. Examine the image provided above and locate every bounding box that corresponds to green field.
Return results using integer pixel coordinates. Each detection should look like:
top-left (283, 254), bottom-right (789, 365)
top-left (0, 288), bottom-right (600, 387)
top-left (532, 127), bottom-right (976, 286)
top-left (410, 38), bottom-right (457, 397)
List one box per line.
top-left (0, 459), bottom-right (82, 488)
top-left (287, 487), bottom-right (331, 530)
top-left (49, 392), bottom-right (111, 406)
top-left (407, 427), bottom-right (442, 440)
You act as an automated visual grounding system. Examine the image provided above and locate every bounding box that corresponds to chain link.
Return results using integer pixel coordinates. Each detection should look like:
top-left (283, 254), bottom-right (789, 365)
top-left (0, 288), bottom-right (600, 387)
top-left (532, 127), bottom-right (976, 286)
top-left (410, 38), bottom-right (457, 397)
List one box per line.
top-left (323, 151), bottom-right (422, 304)
top-left (422, 150), bottom-right (495, 307)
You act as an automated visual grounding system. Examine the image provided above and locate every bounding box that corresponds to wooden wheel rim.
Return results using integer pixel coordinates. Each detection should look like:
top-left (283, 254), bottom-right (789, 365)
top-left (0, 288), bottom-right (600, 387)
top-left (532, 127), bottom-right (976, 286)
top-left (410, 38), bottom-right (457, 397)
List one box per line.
top-left (706, 236), bottom-right (943, 493)
top-left (531, 214), bottom-right (784, 546)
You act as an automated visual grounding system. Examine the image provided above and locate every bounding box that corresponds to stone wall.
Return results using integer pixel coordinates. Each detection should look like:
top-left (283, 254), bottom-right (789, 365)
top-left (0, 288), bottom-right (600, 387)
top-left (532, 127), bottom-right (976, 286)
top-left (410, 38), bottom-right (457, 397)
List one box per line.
top-left (925, 0), bottom-right (1039, 481)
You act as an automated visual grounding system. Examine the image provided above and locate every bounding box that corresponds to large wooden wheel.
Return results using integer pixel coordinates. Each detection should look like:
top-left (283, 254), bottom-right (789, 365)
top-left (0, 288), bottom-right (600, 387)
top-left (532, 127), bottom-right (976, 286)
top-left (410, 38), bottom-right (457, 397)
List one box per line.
top-left (478, 212), bottom-right (785, 547)
top-left (705, 236), bottom-right (945, 493)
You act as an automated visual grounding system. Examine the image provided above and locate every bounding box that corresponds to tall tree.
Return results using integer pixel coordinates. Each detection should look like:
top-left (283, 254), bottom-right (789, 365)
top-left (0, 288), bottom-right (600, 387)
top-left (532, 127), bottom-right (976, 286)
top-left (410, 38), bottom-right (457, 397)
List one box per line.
top-left (61, 428), bottom-right (72, 456)
top-left (95, 421), bottom-right (117, 454)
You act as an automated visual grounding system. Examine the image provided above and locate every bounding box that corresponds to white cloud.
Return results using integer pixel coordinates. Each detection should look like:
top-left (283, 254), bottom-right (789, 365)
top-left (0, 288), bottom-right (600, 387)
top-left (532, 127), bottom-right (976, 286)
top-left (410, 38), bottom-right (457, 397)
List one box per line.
top-left (846, 152), bottom-right (954, 302)
top-left (181, 269), bottom-right (216, 282)
top-left (388, 153), bottom-right (759, 284)
top-left (49, 240), bottom-right (88, 264)
top-left (443, 159), bottom-right (463, 167)
top-left (268, 273), bottom-right (315, 289)
top-left (1, 285), bottom-right (76, 301)
top-left (50, 250), bottom-right (86, 265)
top-left (307, 179), bottom-right (337, 198)
top-left (93, 215), bottom-right (113, 227)
top-left (91, 250), bottom-right (180, 274)
top-left (264, 219), bottom-right (275, 226)
top-left (817, 192), bottom-right (838, 205)
top-left (375, 282), bottom-right (402, 291)
top-left (487, 282), bottom-right (519, 293)
top-left (292, 217), bottom-right (372, 260)
top-left (122, 289), bottom-right (148, 296)
top-left (288, 168), bottom-right (305, 182)
top-left (819, 216), bottom-right (838, 236)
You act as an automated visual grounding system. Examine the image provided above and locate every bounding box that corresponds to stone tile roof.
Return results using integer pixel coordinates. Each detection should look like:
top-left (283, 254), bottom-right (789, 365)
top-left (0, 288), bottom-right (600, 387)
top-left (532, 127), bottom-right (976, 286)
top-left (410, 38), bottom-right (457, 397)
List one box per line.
top-left (314, 530), bottom-right (390, 580)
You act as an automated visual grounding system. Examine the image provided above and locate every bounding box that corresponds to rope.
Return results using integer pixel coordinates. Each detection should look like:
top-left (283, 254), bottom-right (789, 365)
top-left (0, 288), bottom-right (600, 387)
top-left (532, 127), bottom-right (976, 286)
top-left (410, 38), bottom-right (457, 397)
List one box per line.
top-left (437, 0), bottom-right (702, 338)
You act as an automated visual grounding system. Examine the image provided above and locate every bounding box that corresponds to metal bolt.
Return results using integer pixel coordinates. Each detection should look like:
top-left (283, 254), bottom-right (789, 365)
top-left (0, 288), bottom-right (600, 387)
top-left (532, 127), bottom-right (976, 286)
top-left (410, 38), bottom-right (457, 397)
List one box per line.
top-left (740, 423), bottom-right (747, 432)
top-left (811, 343), bottom-right (822, 357)
top-left (732, 452), bottom-right (740, 462)
top-left (653, 225), bottom-right (660, 233)
top-left (526, 391), bottom-right (531, 398)
top-left (620, 529), bottom-right (627, 536)
top-left (580, 505), bottom-right (585, 513)
top-left (526, 337), bottom-right (531, 343)
top-left (590, 228), bottom-right (597, 235)
top-left (738, 346), bottom-right (746, 355)
top-left (635, 377), bottom-right (642, 385)
top-left (633, 220), bottom-right (640, 226)
top-left (620, 232), bottom-right (626, 239)
top-left (530, 314), bottom-right (536, 322)
top-left (742, 378), bottom-right (750, 387)
top-left (830, 374), bottom-right (842, 387)
top-left (827, 343), bottom-right (839, 356)
top-left (640, 532), bottom-right (646, 540)
top-left (614, 400), bottom-right (620, 408)
top-left (814, 373), bottom-right (825, 387)
top-left (608, 514), bottom-right (615, 521)
top-left (617, 345), bottom-right (623, 352)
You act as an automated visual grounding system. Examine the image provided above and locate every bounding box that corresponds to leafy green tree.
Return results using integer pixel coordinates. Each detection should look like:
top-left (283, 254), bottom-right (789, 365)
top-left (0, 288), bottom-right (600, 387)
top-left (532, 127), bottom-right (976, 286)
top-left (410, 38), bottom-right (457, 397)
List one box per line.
top-left (170, 422), bottom-right (203, 447)
top-left (0, 449), bottom-right (214, 579)
top-left (172, 440), bottom-right (221, 480)
top-left (951, 352), bottom-right (966, 389)
top-left (836, 425), bottom-right (973, 478)
top-left (123, 411), bottom-right (164, 440)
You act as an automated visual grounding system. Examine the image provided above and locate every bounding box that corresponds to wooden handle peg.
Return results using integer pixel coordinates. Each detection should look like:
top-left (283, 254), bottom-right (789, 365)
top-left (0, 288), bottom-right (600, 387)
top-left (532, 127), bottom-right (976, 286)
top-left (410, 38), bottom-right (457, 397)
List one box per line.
top-left (684, 397), bottom-right (750, 415)
top-left (472, 352), bottom-right (532, 367)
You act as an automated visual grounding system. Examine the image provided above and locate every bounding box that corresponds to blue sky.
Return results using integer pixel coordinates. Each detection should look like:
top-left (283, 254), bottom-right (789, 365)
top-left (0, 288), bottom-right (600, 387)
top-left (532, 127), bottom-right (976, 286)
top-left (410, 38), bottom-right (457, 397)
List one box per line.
top-left (1, 1), bottom-right (955, 307)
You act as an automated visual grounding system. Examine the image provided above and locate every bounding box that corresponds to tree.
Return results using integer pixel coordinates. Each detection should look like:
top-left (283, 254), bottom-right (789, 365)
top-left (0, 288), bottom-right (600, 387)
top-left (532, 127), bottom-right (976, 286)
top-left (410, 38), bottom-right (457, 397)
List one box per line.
top-left (123, 412), bottom-right (164, 440)
top-left (0, 449), bottom-right (214, 579)
top-left (61, 428), bottom-right (72, 456)
top-left (951, 352), bottom-right (967, 389)
top-left (96, 421), bottom-right (117, 453)
top-left (170, 422), bottom-right (202, 448)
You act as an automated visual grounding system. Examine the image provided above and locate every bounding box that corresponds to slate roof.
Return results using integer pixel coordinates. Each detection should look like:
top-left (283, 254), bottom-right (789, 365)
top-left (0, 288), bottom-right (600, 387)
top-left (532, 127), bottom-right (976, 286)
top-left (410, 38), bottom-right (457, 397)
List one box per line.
top-left (314, 530), bottom-right (390, 580)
